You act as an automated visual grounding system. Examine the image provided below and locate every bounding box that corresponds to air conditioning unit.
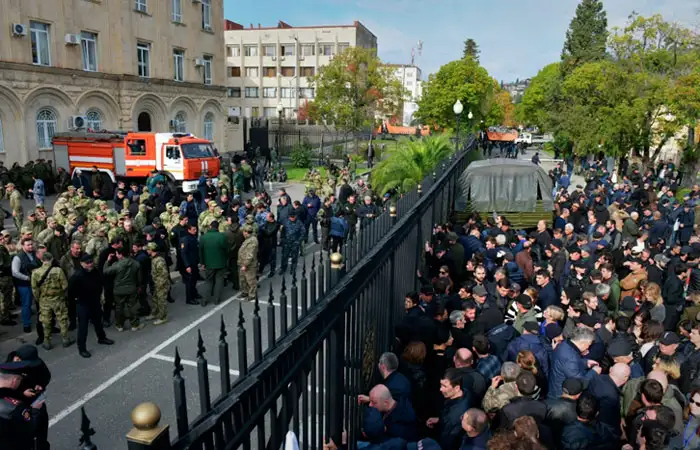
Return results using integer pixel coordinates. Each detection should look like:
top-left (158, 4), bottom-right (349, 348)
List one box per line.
top-left (11, 23), bottom-right (27, 37)
top-left (68, 116), bottom-right (87, 130)
top-left (194, 58), bottom-right (206, 66)
top-left (65, 34), bottom-right (81, 45)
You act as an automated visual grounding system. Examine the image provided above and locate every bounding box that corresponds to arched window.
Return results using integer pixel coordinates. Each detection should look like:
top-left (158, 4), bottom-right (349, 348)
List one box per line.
top-left (36, 109), bottom-right (57, 149)
top-left (86, 110), bottom-right (102, 131)
top-left (173, 111), bottom-right (187, 133)
top-left (203, 112), bottom-right (214, 141)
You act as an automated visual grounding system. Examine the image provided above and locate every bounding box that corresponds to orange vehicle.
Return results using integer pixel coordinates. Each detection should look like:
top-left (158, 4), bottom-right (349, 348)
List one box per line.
top-left (52, 131), bottom-right (220, 193)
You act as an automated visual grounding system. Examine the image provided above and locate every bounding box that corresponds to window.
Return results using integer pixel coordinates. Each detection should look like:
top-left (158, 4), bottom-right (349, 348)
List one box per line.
top-left (337, 42), bottom-right (350, 53)
top-left (172, 0), bottom-right (182, 22)
top-left (244, 45), bottom-right (258, 57)
top-left (0, 118), bottom-right (4, 153)
top-left (36, 109), bottom-right (57, 149)
top-left (173, 111), bottom-right (187, 132)
top-left (135, 0), bottom-right (147, 12)
top-left (280, 87), bottom-right (295, 98)
top-left (320, 44), bottom-right (334, 56)
top-left (202, 0), bottom-right (212, 30)
top-left (245, 87), bottom-right (259, 98)
top-left (245, 67), bottom-right (258, 77)
top-left (406, 80), bottom-right (413, 87)
top-left (229, 66), bottom-right (241, 77)
top-left (227, 87), bottom-right (241, 97)
top-left (203, 55), bottom-right (212, 85)
top-left (173, 49), bottom-right (184, 81)
top-left (263, 107), bottom-right (277, 118)
top-left (301, 44), bottom-right (315, 56)
top-left (227, 45), bottom-right (240, 57)
top-left (299, 88), bottom-right (315, 99)
top-left (263, 67), bottom-right (276, 77)
top-left (263, 87), bottom-right (277, 98)
top-left (251, 107), bottom-right (259, 117)
top-left (137, 42), bottom-right (150, 77)
top-left (300, 67), bottom-right (315, 77)
top-left (30, 21), bottom-right (51, 66)
top-left (203, 112), bottom-right (214, 141)
top-left (80, 31), bottom-right (98, 72)
top-left (262, 45), bottom-right (276, 57)
top-left (281, 44), bottom-right (295, 56)
top-left (86, 110), bottom-right (102, 131)
top-left (284, 108), bottom-right (294, 119)
top-left (280, 67), bottom-right (295, 77)
top-left (127, 139), bottom-right (147, 155)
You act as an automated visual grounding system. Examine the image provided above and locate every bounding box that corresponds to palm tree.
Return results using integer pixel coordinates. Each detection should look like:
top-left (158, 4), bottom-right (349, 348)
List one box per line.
top-left (371, 134), bottom-right (455, 194)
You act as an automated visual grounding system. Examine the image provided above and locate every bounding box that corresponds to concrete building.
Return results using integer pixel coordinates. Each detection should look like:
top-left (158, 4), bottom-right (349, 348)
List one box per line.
top-left (223, 20), bottom-right (377, 124)
top-left (386, 64), bottom-right (422, 126)
top-left (0, 0), bottom-right (227, 165)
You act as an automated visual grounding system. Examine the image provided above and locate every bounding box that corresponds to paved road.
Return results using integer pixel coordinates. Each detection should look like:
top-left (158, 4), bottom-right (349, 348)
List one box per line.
top-left (0, 180), bottom-right (323, 450)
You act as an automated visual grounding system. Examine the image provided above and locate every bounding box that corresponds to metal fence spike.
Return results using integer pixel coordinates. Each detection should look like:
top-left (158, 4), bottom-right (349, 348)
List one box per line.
top-left (197, 329), bottom-right (206, 359)
top-left (219, 315), bottom-right (227, 342)
top-left (237, 302), bottom-right (245, 328)
top-left (174, 346), bottom-right (184, 376)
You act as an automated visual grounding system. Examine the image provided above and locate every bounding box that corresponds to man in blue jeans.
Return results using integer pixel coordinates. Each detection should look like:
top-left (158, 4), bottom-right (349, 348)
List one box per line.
top-left (11, 238), bottom-right (40, 333)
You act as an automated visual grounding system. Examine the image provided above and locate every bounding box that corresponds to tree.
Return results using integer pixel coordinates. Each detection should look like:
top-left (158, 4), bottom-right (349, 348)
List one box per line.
top-left (494, 90), bottom-right (516, 127)
top-left (561, 0), bottom-right (608, 76)
top-left (517, 63), bottom-right (562, 131)
top-left (415, 58), bottom-right (500, 130)
top-left (370, 134), bottom-right (455, 194)
top-left (309, 47), bottom-right (406, 149)
top-left (463, 38), bottom-right (480, 62)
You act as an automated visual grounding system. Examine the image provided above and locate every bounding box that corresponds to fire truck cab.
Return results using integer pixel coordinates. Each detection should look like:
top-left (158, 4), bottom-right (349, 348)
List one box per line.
top-left (52, 131), bottom-right (220, 193)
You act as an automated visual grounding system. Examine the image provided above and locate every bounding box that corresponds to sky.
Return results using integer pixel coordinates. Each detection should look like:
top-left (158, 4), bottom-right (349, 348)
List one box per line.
top-left (223, 0), bottom-right (698, 82)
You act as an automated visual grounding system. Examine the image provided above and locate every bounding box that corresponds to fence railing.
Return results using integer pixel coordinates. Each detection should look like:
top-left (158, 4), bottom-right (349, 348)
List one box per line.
top-left (73, 136), bottom-right (477, 450)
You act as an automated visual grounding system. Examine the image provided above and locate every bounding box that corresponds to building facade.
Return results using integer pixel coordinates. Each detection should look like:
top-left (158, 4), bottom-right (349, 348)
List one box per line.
top-left (223, 20), bottom-right (377, 123)
top-left (386, 64), bottom-right (422, 126)
top-left (0, 0), bottom-right (227, 165)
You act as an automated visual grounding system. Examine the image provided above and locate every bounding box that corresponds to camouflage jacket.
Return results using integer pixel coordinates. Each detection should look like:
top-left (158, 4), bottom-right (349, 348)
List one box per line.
top-left (237, 235), bottom-right (258, 267)
top-left (151, 255), bottom-right (170, 290)
top-left (31, 264), bottom-right (68, 300)
top-left (9, 190), bottom-right (22, 213)
top-left (482, 381), bottom-right (519, 413)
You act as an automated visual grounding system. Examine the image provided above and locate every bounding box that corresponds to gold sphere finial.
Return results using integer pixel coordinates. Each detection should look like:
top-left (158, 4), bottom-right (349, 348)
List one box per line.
top-left (131, 403), bottom-right (162, 430)
top-left (330, 252), bottom-right (343, 265)
top-left (389, 205), bottom-right (397, 217)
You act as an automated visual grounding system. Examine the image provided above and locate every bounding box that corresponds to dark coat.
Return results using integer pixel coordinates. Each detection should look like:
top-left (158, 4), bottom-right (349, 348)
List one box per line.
top-left (585, 374), bottom-right (621, 434)
top-left (537, 282), bottom-right (558, 310)
top-left (383, 371), bottom-right (412, 403)
top-left (560, 420), bottom-right (618, 450)
top-left (199, 229), bottom-right (229, 269)
top-left (548, 340), bottom-right (597, 399)
top-left (68, 267), bottom-right (103, 305)
top-left (438, 396), bottom-right (469, 450)
top-left (363, 397), bottom-right (418, 444)
top-left (506, 333), bottom-right (550, 376)
top-left (498, 396), bottom-right (547, 429)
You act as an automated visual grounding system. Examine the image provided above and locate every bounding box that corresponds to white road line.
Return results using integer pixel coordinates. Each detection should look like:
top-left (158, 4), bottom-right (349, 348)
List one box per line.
top-left (48, 291), bottom-right (244, 428)
top-left (150, 354), bottom-right (240, 376)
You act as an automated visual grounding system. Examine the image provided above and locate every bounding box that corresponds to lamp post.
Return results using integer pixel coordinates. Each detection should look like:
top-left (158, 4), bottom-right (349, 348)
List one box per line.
top-left (276, 102), bottom-right (284, 155)
top-left (453, 100), bottom-right (464, 152)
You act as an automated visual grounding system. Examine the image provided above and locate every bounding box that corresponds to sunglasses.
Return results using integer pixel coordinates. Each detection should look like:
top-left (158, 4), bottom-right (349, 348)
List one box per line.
top-left (692, 399), bottom-right (700, 407)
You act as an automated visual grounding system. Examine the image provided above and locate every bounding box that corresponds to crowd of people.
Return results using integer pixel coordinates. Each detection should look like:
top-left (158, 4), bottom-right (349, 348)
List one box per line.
top-left (331, 158), bottom-right (700, 450)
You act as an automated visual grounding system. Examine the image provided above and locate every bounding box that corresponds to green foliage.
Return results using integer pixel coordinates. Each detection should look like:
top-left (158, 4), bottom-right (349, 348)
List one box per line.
top-left (561, 0), bottom-right (608, 76)
top-left (416, 58), bottom-right (501, 130)
top-left (517, 63), bottom-right (561, 130)
top-left (290, 142), bottom-right (313, 168)
top-left (463, 38), bottom-right (480, 62)
top-left (370, 135), bottom-right (454, 194)
top-left (309, 47), bottom-right (407, 134)
top-left (332, 144), bottom-right (345, 159)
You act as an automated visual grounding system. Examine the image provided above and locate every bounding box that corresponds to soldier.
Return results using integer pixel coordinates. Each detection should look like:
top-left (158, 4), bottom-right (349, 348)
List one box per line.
top-left (103, 247), bottom-right (143, 331)
top-left (146, 242), bottom-right (170, 325)
top-left (238, 225), bottom-right (258, 300)
top-left (55, 166), bottom-right (70, 193)
top-left (31, 252), bottom-right (75, 350)
top-left (70, 219), bottom-right (88, 246)
top-left (46, 225), bottom-right (68, 263)
top-left (134, 204), bottom-right (148, 231)
top-left (6, 183), bottom-right (23, 230)
top-left (218, 169), bottom-right (231, 194)
top-left (280, 212), bottom-right (304, 275)
top-left (85, 225), bottom-right (109, 259)
top-left (0, 235), bottom-right (14, 326)
top-left (23, 210), bottom-right (46, 238)
top-left (198, 200), bottom-right (217, 233)
top-left (224, 215), bottom-right (244, 290)
top-left (232, 165), bottom-right (244, 195)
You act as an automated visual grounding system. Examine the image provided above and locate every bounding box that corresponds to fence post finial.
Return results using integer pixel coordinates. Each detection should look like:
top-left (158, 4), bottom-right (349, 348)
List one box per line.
top-left (126, 402), bottom-right (170, 448)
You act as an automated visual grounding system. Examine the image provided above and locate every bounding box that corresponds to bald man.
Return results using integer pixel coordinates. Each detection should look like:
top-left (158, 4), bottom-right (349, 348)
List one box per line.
top-left (586, 362), bottom-right (630, 435)
top-left (361, 384), bottom-right (418, 443)
top-left (453, 348), bottom-right (487, 404)
top-left (461, 408), bottom-right (491, 447)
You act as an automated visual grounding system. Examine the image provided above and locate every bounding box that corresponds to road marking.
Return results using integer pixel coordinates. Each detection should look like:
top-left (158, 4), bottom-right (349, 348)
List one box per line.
top-left (150, 354), bottom-right (240, 376)
top-left (48, 291), bottom-right (244, 428)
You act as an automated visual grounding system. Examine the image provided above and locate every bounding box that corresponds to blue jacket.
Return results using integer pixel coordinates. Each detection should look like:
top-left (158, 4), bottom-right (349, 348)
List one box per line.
top-left (548, 340), bottom-right (597, 399)
top-left (362, 397), bottom-right (418, 444)
top-left (537, 282), bottom-right (558, 310)
top-left (302, 195), bottom-right (321, 220)
top-left (487, 323), bottom-right (518, 362)
top-left (460, 235), bottom-right (485, 262)
top-left (460, 427), bottom-right (492, 450)
top-left (32, 179), bottom-right (45, 203)
top-left (585, 374), bottom-right (622, 434)
top-left (507, 333), bottom-right (550, 376)
top-left (330, 217), bottom-right (348, 238)
top-left (383, 371), bottom-right (412, 403)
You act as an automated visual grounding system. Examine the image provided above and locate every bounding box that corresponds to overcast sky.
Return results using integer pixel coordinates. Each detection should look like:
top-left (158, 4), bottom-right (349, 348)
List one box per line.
top-left (223, 0), bottom-right (698, 81)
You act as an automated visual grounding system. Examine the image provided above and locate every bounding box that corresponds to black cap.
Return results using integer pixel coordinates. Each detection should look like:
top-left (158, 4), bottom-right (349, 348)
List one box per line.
top-left (627, 257), bottom-right (643, 266)
top-left (420, 285), bottom-right (434, 295)
top-left (551, 239), bottom-right (563, 249)
top-left (80, 254), bottom-right (94, 263)
top-left (620, 296), bottom-right (637, 312)
top-left (545, 323), bottom-right (563, 340)
top-left (567, 246), bottom-right (581, 255)
top-left (473, 285), bottom-right (488, 297)
top-left (516, 294), bottom-right (532, 309)
top-left (607, 339), bottom-right (632, 357)
top-left (562, 378), bottom-right (584, 396)
top-left (682, 246), bottom-right (693, 255)
top-left (523, 321), bottom-right (540, 334)
top-left (579, 314), bottom-right (599, 328)
top-left (660, 331), bottom-right (680, 346)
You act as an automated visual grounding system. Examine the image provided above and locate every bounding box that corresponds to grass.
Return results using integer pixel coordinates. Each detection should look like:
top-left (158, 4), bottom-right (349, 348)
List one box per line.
top-left (283, 164), bottom-right (370, 182)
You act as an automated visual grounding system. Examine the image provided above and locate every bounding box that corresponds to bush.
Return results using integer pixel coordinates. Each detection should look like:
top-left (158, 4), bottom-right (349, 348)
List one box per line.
top-left (291, 143), bottom-right (313, 168)
top-left (333, 144), bottom-right (344, 159)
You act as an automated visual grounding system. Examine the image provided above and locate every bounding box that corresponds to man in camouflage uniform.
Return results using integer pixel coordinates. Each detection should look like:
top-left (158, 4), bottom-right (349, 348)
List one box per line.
top-left (73, 187), bottom-right (91, 217)
top-left (103, 248), bottom-right (143, 331)
top-left (218, 170), bottom-right (231, 195)
top-left (31, 252), bottom-right (75, 350)
top-left (224, 215), bottom-right (244, 290)
top-left (146, 242), bottom-right (170, 325)
top-left (134, 204), bottom-right (148, 231)
top-left (85, 225), bottom-right (109, 258)
top-left (0, 237), bottom-right (14, 326)
top-left (238, 225), bottom-right (258, 300)
top-left (22, 210), bottom-right (46, 238)
top-left (6, 183), bottom-right (23, 230)
top-left (36, 217), bottom-right (57, 245)
top-left (280, 212), bottom-right (305, 275)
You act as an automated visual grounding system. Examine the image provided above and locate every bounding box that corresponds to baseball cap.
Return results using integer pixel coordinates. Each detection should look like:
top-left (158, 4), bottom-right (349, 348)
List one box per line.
top-left (146, 242), bottom-right (158, 251)
top-left (551, 239), bottom-right (563, 249)
top-left (659, 331), bottom-right (680, 346)
top-left (516, 294), bottom-right (532, 309)
top-left (80, 254), bottom-right (94, 263)
top-left (523, 321), bottom-right (540, 334)
top-left (562, 378), bottom-right (584, 396)
top-left (545, 323), bottom-right (563, 340)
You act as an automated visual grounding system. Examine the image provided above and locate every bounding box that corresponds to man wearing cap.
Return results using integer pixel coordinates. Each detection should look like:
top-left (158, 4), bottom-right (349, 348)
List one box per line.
top-left (607, 338), bottom-right (644, 379)
top-left (31, 251), bottom-right (74, 349)
top-left (280, 211), bottom-right (304, 275)
top-left (620, 257), bottom-right (647, 298)
top-left (507, 294), bottom-right (543, 335)
top-left (643, 331), bottom-right (685, 373)
top-left (6, 183), bottom-right (23, 231)
top-left (545, 377), bottom-right (583, 436)
top-left (146, 242), bottom-right (170, 325)
top-left (238, 225), bottom-right (258, 300)
top-left (199, 220), bottom-right (228, 306)
top-left (68, 253), bottom-right (114, 357)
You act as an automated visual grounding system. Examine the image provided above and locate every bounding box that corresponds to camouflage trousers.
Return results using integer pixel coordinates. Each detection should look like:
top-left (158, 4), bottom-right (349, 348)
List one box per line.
top-left (152, 286), bottom-right (169, 321)
top-left (0, 277), bottom-right (13, 321)
top-left (239, 266), bottom-right (257, 299)
top-left (39, 296), bottom-right (69, 342)
top-left (114, 294), bottom-right (140, 329)
top-left (13, 212), bottom-right (22, 231)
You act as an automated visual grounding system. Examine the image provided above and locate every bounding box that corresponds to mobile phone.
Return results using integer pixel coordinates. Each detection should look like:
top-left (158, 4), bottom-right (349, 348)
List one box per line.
top-left (31, 393), bottom-right (46, 408)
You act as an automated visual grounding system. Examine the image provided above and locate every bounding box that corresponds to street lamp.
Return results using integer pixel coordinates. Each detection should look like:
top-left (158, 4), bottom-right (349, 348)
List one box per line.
top-left (276, 102), bottom-right (284, 155)
top-left (453, 100), bottom-right (463, 151)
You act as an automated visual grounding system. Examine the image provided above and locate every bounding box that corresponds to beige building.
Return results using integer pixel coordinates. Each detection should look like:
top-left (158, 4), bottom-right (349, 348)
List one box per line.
top-left (0, 0), bottom-right (227, 165)
top-left (386, 64), bottom-right (423, 126)
top-left (223, 20), bottom-right (377, 123)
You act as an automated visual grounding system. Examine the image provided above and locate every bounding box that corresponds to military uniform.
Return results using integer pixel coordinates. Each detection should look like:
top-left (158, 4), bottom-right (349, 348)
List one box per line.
top-left (102, 256), bottom-right (143, 330)
top-left (238, 226), bottom-right (258, 299)
top-left (148, 243), bottom-right (170, 323)
top-left (84, 227), bottom-right (108, 259)
top-left (8, 187), bottom-right (22, 230)
top-left (31, 260), bottom-right (73, 348)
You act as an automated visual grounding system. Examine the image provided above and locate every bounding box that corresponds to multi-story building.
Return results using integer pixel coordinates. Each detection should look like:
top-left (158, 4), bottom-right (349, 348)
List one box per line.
top-left (223, 20), bottom-right (377, 123)
top-left (386, 64), bottom-right (422, 126)
top-left (0, 0), bottom-right (227, 164)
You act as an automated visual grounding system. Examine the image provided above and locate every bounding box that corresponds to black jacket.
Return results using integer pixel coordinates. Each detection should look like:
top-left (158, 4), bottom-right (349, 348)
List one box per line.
top-left (499, 396), bottom-right (547, 428)
top-left (68, 267), bottom-right (103, 305)
top-left (545, 397), bottom-right (578, 429)
top-left (454, 367), bottom-right (487, 406)
top-left (438, 396), bottom-right (469, 450)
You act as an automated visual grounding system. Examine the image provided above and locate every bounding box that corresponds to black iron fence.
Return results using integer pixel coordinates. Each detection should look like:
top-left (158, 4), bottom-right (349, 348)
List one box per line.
top-left (73, 136), bottom-right (477, 450)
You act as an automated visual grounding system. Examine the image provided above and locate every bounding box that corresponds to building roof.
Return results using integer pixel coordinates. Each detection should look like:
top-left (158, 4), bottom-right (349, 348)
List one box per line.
top-left (224, 19), bottom-right (373, 34)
